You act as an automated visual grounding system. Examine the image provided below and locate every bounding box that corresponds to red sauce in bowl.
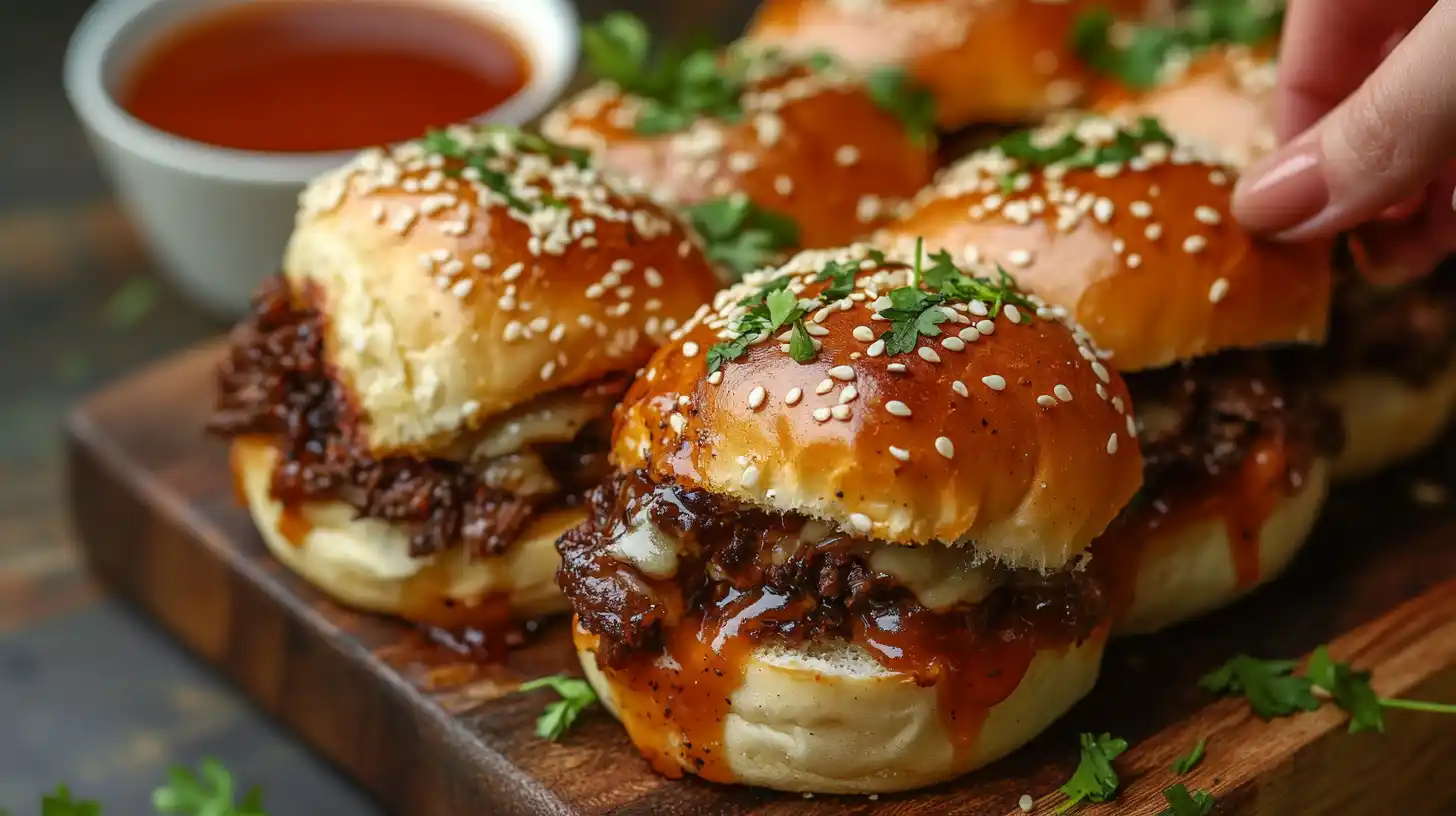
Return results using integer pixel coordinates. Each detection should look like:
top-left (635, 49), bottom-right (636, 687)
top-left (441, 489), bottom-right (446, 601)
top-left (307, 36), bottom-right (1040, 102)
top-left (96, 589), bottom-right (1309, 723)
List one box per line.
top-left (118, 0), bottom-right (530, 153)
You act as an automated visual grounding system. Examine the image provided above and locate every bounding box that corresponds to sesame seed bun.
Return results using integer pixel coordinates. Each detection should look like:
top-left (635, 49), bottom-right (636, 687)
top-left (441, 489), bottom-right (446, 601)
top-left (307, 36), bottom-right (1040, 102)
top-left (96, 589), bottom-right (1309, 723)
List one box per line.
top-left (879, 119), bottom-right (1333, 372)
top-left (233, 439), bottom-right (574, 622)
top-left (540, 53), bottom-right (935, 248)
top-left (613, 244), bottom-right (1143, 570)
top-left (574, 619), bottom-right (1107, 794)
top-left (746, 0), bottom-right (1161, 128)
top-left (1326, 364), bottom-right (1456, 481)
top-left (286, 125), bottom-right (723, 460)
top-left (1094, 460), bottom-right (1330, 635)
top-left (1089, 45), bottom-right (1278, 169)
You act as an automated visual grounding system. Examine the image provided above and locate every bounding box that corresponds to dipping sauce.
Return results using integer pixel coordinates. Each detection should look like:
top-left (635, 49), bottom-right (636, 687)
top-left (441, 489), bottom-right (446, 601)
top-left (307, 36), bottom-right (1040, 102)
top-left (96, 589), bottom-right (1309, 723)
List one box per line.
top-left (119, 0), bottom-right (530, 153)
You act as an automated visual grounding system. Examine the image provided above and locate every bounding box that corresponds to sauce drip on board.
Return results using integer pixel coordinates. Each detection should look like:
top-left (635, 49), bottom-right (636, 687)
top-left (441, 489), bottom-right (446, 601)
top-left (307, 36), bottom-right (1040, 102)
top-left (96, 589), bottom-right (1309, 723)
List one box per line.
top-left (120, 0), bottom-right (529, 153)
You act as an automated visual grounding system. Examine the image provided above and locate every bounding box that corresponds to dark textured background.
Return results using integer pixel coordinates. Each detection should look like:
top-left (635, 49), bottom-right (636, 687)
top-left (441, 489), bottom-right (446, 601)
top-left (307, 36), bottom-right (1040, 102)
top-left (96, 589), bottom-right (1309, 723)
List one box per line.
top-left (0, 1), bottom-right (752, 811)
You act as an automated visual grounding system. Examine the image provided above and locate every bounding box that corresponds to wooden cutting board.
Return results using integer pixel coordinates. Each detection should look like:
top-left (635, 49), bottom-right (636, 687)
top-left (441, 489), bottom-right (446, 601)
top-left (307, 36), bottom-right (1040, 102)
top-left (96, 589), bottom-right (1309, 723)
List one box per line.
top-left (65, 343), bottom-right (1456, 815)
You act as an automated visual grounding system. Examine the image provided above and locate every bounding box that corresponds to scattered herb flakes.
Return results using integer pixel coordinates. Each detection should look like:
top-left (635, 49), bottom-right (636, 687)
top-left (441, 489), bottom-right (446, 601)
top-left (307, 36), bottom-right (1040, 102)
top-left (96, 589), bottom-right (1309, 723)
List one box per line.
top-left (517, 675), bottom-right (599, 741)
top-left (152, 759), bottom-right (267, 815)
top-left (865, 67), bottom-right (938, 144)
top-left (1072, 0), bottom-right (1284, 90)
top-left (685, 197), bottom-right (800, 280)
top-left (1198, 654), bottom-right (1321, 720)
top-left (1171, 737), bottom-right (1207, 775)
top-left (1056, 732), bottom-right (1129, 812)
top-left (1158, 783), bottom-right (1215, 816)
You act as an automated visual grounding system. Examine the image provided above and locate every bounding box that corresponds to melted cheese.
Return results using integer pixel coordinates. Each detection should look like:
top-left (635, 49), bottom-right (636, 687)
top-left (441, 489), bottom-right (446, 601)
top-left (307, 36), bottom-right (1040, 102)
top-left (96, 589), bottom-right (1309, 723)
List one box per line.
top-left (869, 545), bottom-right (1001, 611)
top-left (462, 387), bottom-right (617, 461)
top-left (607, 516), bottom-right (680, 579)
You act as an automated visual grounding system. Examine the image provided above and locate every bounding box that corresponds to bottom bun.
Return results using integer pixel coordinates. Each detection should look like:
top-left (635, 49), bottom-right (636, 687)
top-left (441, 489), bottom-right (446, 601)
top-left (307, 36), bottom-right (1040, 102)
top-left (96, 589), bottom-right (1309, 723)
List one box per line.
top-left (233, 439), bottom-right (573, 623)
top-left (576, 622), bottom-right (1106, 794)
top-left (1326, 364), bottom-right (1456, 482)
top-left (1099, 460), bottom-right (1329, 636)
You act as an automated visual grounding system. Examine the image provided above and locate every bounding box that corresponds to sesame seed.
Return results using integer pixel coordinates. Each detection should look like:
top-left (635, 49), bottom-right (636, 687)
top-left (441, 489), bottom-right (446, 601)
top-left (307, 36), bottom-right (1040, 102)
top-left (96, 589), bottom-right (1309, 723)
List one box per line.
top-left (1209, 170), bottom-right (1228, 186)
top-left (829, 365), bottom-right (855, 381)
top-left (849, 513), bottom-right (872, 533)
top-left (1093, 198), bottom-right (1115, 223)
top-left (774, 175), bottom-right (794, 196)
top-left (1209, 277), bottom-right (1230, 303)
top-left (540, 361), bottom-right (556, 380)
top-left (585, 283), bottom-right (605, 299)
top-left (669, 414), bottom-right (687, 434)
top-left (1112, 396), bottom-right (1125, 414)
top-left (935, 437), bottom-right (955, 459)
top-left (835, 145), bottom-right (860, 166)
top-left (1092, 361), bottom-right (1111, 383)
top-left (1126, 254), bottom-right (1142, 268)
top-left (952, 380), bottom-right (969, 397)
top-left (644, 268), bottom-right (664, 288)
top-left (1195, 205), bottom-right (1222, 225)
top-left (1144, 223), bottom-right (1163, 241)
top-left (1096, 383), bottom-right (1109, 400)
top-left (1107, 433), bottom-right (1119, 455)
top-left (959, 326), bottom-right (981, 342)
top-left (451, 279), bottom-right (474, 298)
top-left (1183, 235), bottom-right (1208, 254)
top-left (888, 362), bottom-right (908, 373)
top-left (1126, 414), bottom-right (1138, 437)
top-left (1054, 384), bottom-right (1074, 402)
top-left (1019, 794), bottom-right (1035, 813)
top-left (748, 386), bottom-right (766, 409)
top-left (942, 337), bottom-right (966, 351)
top-left (502, 261), bottom-right (524, 281)
top-left (472, 254), bottom-right (492, 270)
top-left (741, 466), bottom-right (760, 488)
top-left (707, 370), bottom-right (724, 385)
top-left (813, 407), bottom-right (832, 422)
top-left (976, 319), bottom-right (996, 335)
top-left (918, 347), bottom-right (941, 363)
top-left (969, 300), bottom-right (989, 317)
top-left (889, 446), bottom-right (910, 461)
top-left (1037, 395), bottom-right (1057, 407)
top-left (853, 326), bottom-right (875, 342)
top-left (1129, 200), bottom-right (1152, 218)
top-left (886, 400), bottom-right (913, 417)
top-left (682, 342), bottom-right (700, 358)
top-left (816, 379), bottom-right (834, 395)
top-left (831, 404), bottom-right (852, 420)
top-left (838, 386), bottom-right (858, 404)
top-left (1111, 238), bottom-right (1126, 255)
top-left (982, 375), bottom-right (1007, 391)
top-left (785, 387), bottom-right (803, 405)
top-left (1003, 304), bottom-right (1022, 324)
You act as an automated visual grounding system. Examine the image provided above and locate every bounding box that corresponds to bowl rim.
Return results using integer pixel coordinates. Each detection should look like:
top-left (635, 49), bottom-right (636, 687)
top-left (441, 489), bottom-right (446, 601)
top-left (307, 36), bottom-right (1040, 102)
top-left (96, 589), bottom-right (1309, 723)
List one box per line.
top-left (63, 0), bottom-right (582, 186)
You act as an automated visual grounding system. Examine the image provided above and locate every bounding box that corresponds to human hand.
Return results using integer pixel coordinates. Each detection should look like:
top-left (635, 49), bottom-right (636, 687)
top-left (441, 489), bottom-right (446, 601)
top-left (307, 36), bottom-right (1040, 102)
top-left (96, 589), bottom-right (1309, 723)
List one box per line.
top-left (1231, 0), bottom-right (1456, 282)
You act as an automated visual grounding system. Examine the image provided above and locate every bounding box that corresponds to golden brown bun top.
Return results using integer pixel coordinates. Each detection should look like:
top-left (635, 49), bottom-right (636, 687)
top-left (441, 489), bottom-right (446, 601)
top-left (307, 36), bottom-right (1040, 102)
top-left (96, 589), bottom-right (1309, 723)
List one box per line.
top-left (879, 116), bottom-right (1332, 372)
top-left (541, 48), bottom-right (936, 249)
top-left (285, 125), bottom-right (722, 459)
top-left (747, 0), bottom-right (1161, 128)
top-left (1090, 45), bottom-right (1279, 169)
top-left (614, 244), bottom-right (1143, 570)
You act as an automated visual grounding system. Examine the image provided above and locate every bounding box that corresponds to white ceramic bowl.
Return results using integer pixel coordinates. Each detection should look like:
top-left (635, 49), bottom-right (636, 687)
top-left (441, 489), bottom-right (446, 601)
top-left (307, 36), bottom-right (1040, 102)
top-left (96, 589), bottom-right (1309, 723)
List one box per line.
top-left (65, 0), bottom-right (580, 317)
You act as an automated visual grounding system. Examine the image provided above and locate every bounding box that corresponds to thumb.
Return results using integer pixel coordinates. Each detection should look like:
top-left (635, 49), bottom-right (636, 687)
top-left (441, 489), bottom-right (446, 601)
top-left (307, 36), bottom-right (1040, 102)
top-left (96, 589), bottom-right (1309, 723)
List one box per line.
top-left (1232, 0), bottom-right (1456, 241)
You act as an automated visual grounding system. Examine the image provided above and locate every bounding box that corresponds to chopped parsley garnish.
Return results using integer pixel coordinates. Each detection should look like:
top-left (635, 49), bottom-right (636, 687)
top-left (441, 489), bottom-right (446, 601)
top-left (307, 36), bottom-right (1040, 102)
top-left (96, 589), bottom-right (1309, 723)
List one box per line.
top-left (878, 240), bottom-right (1035, 356)
top-left (518, 675), bottom-right (599, 741)
top-left (1158, 783), bottom-right (1215, 816)
top-left (865, 67), bottom-right (938, 144)
top-left (1072, 0), bottom-right (1285, 90)
top-left (582, 13), bottom-right (750, 135)
top-left (1171, 738), bottom-right (1207, 774)
top-left (789, 322), bottom-right (817, 362)
top-left (706, 273), bottom-right (817, 371)
top-left (995, 116), bottom-right (1174, 172)
top-left (1304, 646), bottom-right (1456, 733)
top-left (685, 196), bottom-right (800, 280)
top-left (421, 128), bottom-right (588, 213)
top-left (1199, 654), bottom-right (1321, 719)
top-left (153, 759), bottom-right (267, 815)
top-left (1056, 732), bottom-right (1129, 812)
top-left (814, 257), bottom-right (860, 301)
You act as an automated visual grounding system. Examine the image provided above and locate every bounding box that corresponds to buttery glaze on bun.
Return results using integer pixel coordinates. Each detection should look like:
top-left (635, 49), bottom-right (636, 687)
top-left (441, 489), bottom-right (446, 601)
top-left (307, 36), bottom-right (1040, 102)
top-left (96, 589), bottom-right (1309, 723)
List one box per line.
top-left (879, 116), bottom-right (1333, 372)
top-left (618, 244), bottom-right (1144, 569)
top-left (1090, 45), bottom-right (1278, 169)
top-left (747, 0), bottom-right (1161, 128)
top-left (542, 41), bottom-right (935, 249)
top-left (211, 126), bottom-right (723, 624)
top-left (557, 244), bottom-right (1142, 792)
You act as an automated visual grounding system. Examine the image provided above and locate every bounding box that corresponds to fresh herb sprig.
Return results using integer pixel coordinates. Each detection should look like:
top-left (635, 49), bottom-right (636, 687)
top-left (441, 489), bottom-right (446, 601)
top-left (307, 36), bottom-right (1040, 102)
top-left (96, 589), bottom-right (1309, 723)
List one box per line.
top-left (1171, 738), bottom-right (1207, 775)
top-left (1056, 732), bottom-right (1129, 813)
top-left (996, 116), bottom-right (1174, 174)
top-left (1305, 646), bottom-right (1456, 733)
top-left (706, 274), bottom-right (820, 370)
top-left (685, 196), bottom-right (801, 280)
top-left (421, 128), bottom-right (588, 213)
top-left (1072, 0), bottom-right (1285, 90)
top-left (517, 675), bottom-right (600, 740)
top-left (1158, 783), bottom-right (1215, 816)
top-left (582, 13), bottom-right (751, 135)
top-left (876, 240), bottom-right (1035, 356)
top-left (865, 67), bottom-right (938, 144)
top-left (9, 761), bottom-right (267, 816)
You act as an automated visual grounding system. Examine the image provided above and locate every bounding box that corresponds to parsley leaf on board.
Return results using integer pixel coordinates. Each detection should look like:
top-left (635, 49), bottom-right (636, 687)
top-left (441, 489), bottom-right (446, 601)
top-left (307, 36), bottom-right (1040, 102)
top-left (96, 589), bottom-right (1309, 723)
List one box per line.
top-left (1171, 737), bottom-right (1207, 775)
top-left (152, 759), bottom-right (266, 816)
top-left (40, 786), bottom-right (102, 816)
top-left (1057, 732), bottom-right (1129, 813)
top-left (685, 197), bottom-right (801, 280)
top-left (1198, 654), bottom-right (1321, 719)
top-left (1304, 646), bottom-right (1456, 733)
top-left (518, 675), bottom-right (599, 741)
top-left (1158, 783), bottom-right (1215, 816)
top-left (865, 67), bottom-right (938, 144)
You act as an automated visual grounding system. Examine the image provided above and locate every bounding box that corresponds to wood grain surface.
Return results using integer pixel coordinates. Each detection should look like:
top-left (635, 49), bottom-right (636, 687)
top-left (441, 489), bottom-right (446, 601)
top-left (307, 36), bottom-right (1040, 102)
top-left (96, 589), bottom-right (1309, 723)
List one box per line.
top-left (67, 343), bottom-right (1456, 815)
top-left (1, 0), bottom-right (753, 809)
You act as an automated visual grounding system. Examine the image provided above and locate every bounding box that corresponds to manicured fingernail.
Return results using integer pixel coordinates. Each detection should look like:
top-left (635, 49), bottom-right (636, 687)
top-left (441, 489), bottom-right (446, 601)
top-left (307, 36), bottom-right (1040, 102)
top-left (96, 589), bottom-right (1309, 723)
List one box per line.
top-left (1231, 142), bottom-right (1328, 239)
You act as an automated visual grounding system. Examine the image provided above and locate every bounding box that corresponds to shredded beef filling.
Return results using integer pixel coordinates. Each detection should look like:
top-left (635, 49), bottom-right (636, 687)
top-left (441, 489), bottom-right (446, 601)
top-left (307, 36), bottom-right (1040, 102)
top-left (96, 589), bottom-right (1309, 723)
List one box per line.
top-left (1314, 267), bottom-right (1456, 386)
top-left (209, 276), bottom-right (611, 558)
top-left (1126, 352), bottom-right (1344, 507)
top-left (557, 469), bottom-right (1105, 669)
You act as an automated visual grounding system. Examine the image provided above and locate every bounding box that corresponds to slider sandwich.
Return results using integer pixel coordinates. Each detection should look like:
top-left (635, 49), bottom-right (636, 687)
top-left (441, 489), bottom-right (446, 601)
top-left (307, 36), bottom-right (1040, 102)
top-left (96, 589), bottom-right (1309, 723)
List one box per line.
top-left (209, 126), bottom-right (722, 628)
top-left (542, 14), bottom-right (936, 269)
top-left (1078, 5), bottom-right (1456, 480)
top-left (881, 116), bottom-right (1341, 634)
top-left (557, 244), bottom-right (1143, 792)
top-left (746, 0), bottom-right (1163, 129)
